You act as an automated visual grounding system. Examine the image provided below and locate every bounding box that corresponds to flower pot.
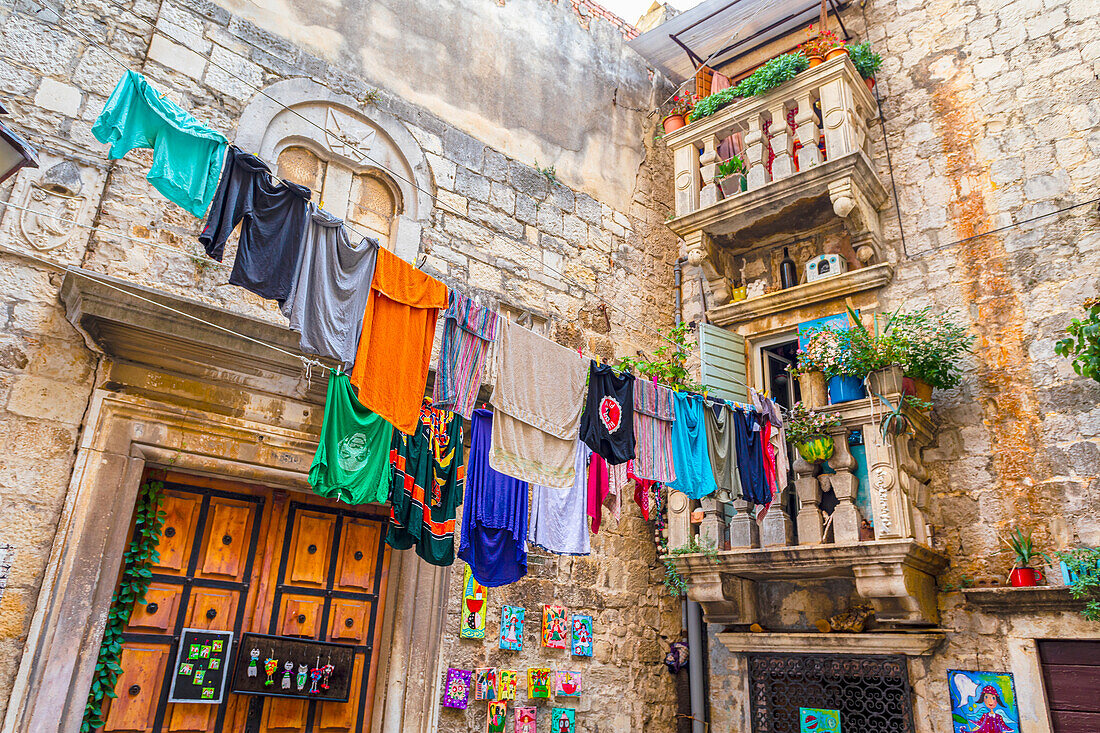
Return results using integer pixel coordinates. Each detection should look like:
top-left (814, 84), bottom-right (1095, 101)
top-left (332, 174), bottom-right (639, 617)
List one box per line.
top-left (828, 375), bottom-right (866, 404)
top-left (1008, 567), bottom-right (1040, 587)
top-left (718, 174), bottom-right (746, 198)
top-left (807, 55), bottom-right (825, 67)
top-left (797, 371), bottom-right (828, 409)
top-left (731, 285), bottom-right (748, 301)
top-left (662, 114), bottom-right (687, 133)
top-left (865, 77), bottom-right (876, 92)
top-left (796, 435), bottom-right (835, 463)
top-left (910, 378), bottom-right (933, 403)
top-left (825, 47), bottom-right (847, 61)
top-left (867, 365), bottom-right (905, 396)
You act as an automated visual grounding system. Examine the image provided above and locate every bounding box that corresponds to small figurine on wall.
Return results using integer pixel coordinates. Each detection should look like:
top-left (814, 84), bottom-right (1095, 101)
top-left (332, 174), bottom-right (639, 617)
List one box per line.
top-left (281, 661), bottom-right (294, 690)
top-left (247, 648), bottom-right (260, 677)
top-left (320, 661), bottom-right (335, 690)
top-left (263, 654), bottom-right (278, 687)
top-left (296, 664), bottom-right (308, 692)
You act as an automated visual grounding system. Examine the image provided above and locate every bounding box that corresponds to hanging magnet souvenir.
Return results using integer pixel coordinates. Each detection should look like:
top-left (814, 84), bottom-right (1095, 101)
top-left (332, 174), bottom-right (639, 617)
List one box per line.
top-left (296, 664), bottom-right (308, 691)
top-left (282, 661), bottom-right (294, 689)
top-left (308, 667), bottom-right (323, 694)
top-left (321, 661), bottom-right (335, 690)
top-left (247, 648), bottom-right (260, 677)
top-left (263, 654), bottom-right (278, 687)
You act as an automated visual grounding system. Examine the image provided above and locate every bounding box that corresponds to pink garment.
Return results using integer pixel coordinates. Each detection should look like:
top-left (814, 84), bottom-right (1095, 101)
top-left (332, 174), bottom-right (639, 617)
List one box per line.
top-left (757, 418), bottom-right (777, 522)
top-left (710, 72), bottom-right (731, 92)
top-left (629, 463), bottom-right (655, 521)
top-left (587, 453), bottom-right (610, 534)
top-left (605, 460), bottom-right (628, 523)
top-left (968, 712), bottom-right (1012, 733)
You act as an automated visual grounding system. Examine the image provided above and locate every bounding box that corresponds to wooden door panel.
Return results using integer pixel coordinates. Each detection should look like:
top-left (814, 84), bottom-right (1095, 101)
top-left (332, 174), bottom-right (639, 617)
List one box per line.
top-left (317, 654), bottom-right (364, 733)
top-left (155, 492), bottom-right (201, 575)
top-left (127, 584), bottom-right (182, 633)
top-left (288, 512), bottom-right (335, 587)
top-left (184, 588), bottom-right (239, 631)
top-left (328, 599), bottom-right (371, 644)
top-left (279, 595), bottom-right (324, 637)
top-left (164, 702), bottom-right (215, 733)
top-left (198, 500), bottom-right (255, 580)
top-left (103, 644), bottom-right (170, 731)
top-left (261, 697), bottom-right (308, 733)
top-left (335, 518), bottom-right (380, 592)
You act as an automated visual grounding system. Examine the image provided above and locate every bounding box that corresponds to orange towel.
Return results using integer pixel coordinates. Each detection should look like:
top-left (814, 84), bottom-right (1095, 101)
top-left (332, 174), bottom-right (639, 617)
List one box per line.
top-left (350, 248), bottom-right (449, 434)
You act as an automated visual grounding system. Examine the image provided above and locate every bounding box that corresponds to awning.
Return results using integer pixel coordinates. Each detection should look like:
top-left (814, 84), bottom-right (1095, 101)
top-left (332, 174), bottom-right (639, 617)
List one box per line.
top-left (629, 0), bottom-right (851, 83)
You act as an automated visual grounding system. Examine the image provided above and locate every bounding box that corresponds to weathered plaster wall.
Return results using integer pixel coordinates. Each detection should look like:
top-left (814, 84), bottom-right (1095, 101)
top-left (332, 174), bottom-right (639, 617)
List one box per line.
top-left (0, 0), bottom-right (681, 727)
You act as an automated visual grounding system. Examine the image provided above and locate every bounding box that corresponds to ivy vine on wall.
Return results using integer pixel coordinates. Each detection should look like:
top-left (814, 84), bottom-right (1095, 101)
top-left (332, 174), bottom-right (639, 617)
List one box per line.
top-left (81, 479), bottom-right (166, 732)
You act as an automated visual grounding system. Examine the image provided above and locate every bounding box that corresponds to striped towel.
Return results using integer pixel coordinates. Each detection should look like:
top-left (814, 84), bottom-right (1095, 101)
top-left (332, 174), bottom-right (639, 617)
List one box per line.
top-left (632, 380), bottom-right (676, 483)
top-left (433, 291), bottom-right (499, 418)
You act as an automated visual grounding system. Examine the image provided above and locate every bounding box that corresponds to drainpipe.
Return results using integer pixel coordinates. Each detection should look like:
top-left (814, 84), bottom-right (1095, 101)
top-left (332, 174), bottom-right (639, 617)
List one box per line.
top-left (673, 254), bottom-right (706, 732)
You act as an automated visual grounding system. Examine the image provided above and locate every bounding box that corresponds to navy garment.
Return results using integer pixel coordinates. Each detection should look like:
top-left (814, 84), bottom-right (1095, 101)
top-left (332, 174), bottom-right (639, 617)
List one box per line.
top-left (579, 361), bottom-right (636, 465)
top-left (734, 408), bottom-right (768, 505)
top-left (199, 146), bottom-right (311, 304)
top-left (458, 409), bottom-right (528, 587)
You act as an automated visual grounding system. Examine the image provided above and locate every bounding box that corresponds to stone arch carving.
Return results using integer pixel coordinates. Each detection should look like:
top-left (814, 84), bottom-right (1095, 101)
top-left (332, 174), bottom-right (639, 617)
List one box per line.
top-left (235, 78), bottom-right (433, 262)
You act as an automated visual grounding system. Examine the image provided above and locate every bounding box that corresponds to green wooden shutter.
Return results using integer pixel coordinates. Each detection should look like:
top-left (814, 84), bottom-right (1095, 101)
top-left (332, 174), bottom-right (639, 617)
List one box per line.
top-left (698, 323), bottom-right (748, 402)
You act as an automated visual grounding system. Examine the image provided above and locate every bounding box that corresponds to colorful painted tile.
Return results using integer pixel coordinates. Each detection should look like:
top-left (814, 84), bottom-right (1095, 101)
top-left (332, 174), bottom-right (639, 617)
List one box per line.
top-left (799, 707), bottom-right (841, 732)
top-left (553, 670), bottom-right (581, 698)
top-left (178, 662), bottom-right (194, 675)
top-left (549, 707), bottom-right (575, 733)
top-left (199, 645), bottom-right (211, 658)
top-left (500, 605), bottom-right (525, 651)
top-left (527, 668), bottom-right (551, 699)
top-left (201, 687), bottom-right (215, 699)
top-left (208, 657), bottom-right (220, 670)
top-left (542, 605), bottom-right (568, 649)
top-left (193, 669), bottom-right (205, 685)
top-left (948, 670), bottom-right (1020, 733)
top-left (570, 614), bottom-right (592, 657)
top-left (443, 668), bottom-right (472, 709)
top-left (460, 565), bottom-right (488, 640)
top-left (188, 644), bottom-right (200, 660)
top-left (211, 640), bottom-right (223, 653)
top-left (499, 669), bottom-right (518, 700)
top-left (474, 668), bottom-right (498, 701)
top-left (488, 700), bottom-right (508, 733)
top-left (515, 706), bottom-right (537, 733)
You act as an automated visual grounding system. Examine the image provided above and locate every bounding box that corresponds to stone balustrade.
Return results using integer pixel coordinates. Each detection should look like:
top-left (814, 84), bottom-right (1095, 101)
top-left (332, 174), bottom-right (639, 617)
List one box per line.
top-left (665, 389), bottom-right (948, 627)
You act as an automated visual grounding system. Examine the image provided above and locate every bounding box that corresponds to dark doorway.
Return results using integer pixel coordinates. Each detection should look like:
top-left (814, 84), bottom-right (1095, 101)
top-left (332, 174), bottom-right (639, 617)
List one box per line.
top-left (1039, 639), bottom-right (1100, 732)
top-left (760, 339), bottom-right (801, 411)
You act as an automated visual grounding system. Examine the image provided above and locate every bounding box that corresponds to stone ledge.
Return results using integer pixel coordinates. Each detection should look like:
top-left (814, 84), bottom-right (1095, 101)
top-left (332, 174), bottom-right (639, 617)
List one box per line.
top-left (961, 586), bottom-right (1084, 613)
top-left (716, 631), bottom-right (946, 657)
top-left (707, 262), bottom-right (894, 327)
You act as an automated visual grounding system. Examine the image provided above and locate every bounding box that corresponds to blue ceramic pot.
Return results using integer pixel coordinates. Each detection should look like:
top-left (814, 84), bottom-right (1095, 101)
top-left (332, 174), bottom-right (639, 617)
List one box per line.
top-left (828, 376), bottom-right (865, 404)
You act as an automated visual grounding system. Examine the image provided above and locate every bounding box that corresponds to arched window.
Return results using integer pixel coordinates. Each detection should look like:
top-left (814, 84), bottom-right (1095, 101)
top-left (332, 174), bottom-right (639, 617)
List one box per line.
top-left (276, 145), bottom-right (325, 197)
top-left (349, 172), bottom-right (397, 243)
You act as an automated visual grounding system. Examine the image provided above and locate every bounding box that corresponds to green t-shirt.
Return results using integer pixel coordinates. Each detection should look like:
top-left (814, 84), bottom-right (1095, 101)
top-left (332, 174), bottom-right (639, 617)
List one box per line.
top-left (309, 370), bottom-right (394, 505)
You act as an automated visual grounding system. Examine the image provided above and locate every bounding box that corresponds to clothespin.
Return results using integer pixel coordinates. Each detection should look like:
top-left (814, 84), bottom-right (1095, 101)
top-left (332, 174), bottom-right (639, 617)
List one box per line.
top-left (577, 347), bottom-right (583, 359)
top-left (652, 376), bottom-right (658, 388)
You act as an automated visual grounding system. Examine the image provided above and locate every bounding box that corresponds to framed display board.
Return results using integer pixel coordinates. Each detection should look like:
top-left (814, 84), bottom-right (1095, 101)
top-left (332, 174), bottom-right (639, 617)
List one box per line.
top-left (166, 628), bottom-right (235, 704)
top-left (229, 632), bottom-right (357, 702)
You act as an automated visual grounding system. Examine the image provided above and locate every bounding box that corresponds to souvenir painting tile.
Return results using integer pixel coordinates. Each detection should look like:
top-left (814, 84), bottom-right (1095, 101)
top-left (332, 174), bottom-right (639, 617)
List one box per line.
top-left (201, 688), bottom-right (214, 699)
top-left (193, 669), bottom-right (205, 685)
top-left (527, 668), bottom-right (551, 699)
top-left (499, 669), bottom-right (518, 700)
top-left (799, 708), bottom-right (842, 732)
top-left (460, 565), bottom-right (488, 640)
top-left (515, 706), bottom-right (537, 733)
top-left (542, 605), bottom-right (568, 649)
top-left (211, 640), bottom-right (223, 653)
top-left (443, 668), bottom-right (472, 709)
top-left (474, 667), bottom-right (498, 701)
top-left (188, 644), bottom-right (200, 660)
top-left (488, 700), bottom-right (508, 733)
top-left (178, 662), bottom-right (193, 675)
top-left (570, 614), bottom-right (592, 657)
top-left (553, 670), bottom-right (581, 698)
top-left (549, 707), bottom-right (575, 733)
top-left (948, 670), bottom-right (1020, 733)
top-left (208, 658), bottom-right (220, 670)
top-left (500, 605), bottom-right (525, 651)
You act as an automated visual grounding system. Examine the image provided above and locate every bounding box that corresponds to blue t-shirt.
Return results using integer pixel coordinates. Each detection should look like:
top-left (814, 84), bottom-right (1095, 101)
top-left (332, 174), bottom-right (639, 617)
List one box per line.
top-left (668, 392), bottom-right (718, 500)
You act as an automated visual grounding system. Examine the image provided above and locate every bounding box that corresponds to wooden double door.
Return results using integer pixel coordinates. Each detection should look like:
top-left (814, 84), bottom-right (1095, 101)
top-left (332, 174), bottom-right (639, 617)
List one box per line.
top-left (101, 472), bottom-right (390, 733)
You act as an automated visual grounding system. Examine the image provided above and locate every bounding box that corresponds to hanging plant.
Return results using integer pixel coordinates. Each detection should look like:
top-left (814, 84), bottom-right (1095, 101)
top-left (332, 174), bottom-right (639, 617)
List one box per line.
top-left (81, 479), bottom-right (166, 732)
top-left (1055, 298), bottom-right (1100, 385)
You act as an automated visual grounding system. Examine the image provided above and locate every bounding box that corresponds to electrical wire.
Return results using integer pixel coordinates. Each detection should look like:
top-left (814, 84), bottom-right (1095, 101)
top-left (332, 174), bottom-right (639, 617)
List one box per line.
top-left (35, 0), bottom-right (704, 365)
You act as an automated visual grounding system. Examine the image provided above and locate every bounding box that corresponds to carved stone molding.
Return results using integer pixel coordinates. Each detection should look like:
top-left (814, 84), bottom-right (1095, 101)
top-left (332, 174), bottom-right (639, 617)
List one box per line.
top-left (716, 631), bottom-right (946, 657)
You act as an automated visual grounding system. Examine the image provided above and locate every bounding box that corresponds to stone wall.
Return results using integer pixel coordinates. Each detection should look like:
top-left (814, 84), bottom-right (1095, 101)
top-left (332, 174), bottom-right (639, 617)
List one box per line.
top-left (0, 0), bottom-right (682, 727)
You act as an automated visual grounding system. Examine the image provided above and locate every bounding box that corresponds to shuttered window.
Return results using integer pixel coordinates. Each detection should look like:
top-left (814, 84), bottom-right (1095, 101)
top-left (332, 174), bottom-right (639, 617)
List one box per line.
top-left (698, 322), bottom-right (748, 402)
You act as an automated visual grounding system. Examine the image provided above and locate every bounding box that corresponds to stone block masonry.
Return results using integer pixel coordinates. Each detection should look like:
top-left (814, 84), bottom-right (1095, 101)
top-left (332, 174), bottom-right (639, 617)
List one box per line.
top-left (0, 0), bottom-right (680, 728)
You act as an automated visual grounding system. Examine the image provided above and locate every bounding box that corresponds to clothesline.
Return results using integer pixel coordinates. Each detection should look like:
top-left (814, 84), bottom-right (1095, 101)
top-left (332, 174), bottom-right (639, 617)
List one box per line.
top-left (39, 0), bottom-right (725, 376)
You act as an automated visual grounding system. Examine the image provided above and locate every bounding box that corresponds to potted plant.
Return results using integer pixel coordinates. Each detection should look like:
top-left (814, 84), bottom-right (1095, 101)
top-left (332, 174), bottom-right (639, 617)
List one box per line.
top-left (799, 26), bottom-right (845, 66)
top-left (847, 41), bottom-right (883, 91)
top-left (887, 308), bottom-right (974, 401)
top-left (1003, 528), bottom-right (1041, 587)
top-left (788, 330), bottom-right (835, 408)
top-left (715, 156), bottom-right (747, 198)
top-left (730, 52), bottom-right (810, 97)
top-left (786, 403), bottom-right (842, 462)
top-left (1054, 547), bottom-right (1100, 620)
top-left (662, 92), bottom-right (694, 133)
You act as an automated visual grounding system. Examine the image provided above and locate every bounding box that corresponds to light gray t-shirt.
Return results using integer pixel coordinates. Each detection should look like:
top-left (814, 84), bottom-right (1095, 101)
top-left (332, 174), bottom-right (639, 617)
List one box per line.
top-left (528, 440), bottom-right (592, 556)
top-left (282, 204), bottom-right (379, 368)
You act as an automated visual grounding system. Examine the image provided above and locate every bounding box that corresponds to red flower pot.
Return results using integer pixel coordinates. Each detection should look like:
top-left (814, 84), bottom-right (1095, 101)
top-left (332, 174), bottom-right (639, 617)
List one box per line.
top-left (1009, 567), bottom-right (1040, 587)
top-left (662, 114), bottom-right (686, 133)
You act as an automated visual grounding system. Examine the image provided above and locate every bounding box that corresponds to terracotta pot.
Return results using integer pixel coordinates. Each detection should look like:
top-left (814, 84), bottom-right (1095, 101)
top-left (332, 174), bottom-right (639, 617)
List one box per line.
top-left (662, 114), bottom-right (686, 133)
top-left (910, 378), bottom-right (933, 403)
top-left (796, 435), bottom-right (835, 463)
top-left (867, 365), bottom-right (905, 396)
top-left (1009, 567), bottom-right (1040, 587)
top-left (717, 174), bottom-right (746, 198)
top-left (807, 55), bottom-right (825, 67)
top-left (797, 371), bottom-right (828, 409)
top-left (865, 76), bottom-right (876, 92)
top-left (825, 47), bottom-right (847, 61)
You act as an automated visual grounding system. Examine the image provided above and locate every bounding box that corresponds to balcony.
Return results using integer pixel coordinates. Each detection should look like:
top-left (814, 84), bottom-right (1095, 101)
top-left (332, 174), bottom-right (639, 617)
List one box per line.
top-left (666, 392), bottom-right (948, 628)
top-left (663, 55), bottom-right (888, 308)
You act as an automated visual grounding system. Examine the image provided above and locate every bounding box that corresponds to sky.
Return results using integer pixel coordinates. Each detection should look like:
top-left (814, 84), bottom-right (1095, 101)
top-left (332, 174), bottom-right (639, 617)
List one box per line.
top-left (598, 0), bottom-right (705, 26)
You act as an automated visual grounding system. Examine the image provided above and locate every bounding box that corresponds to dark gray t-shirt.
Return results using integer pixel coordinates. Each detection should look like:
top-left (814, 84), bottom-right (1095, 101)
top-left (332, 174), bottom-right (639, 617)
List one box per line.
top-left (281, 204), bottom-right (379, 367)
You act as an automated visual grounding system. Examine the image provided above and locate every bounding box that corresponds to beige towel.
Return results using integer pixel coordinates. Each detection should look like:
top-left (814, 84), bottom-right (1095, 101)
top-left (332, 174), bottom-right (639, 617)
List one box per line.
top-left (490, 318), bottom-right (588, 488)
